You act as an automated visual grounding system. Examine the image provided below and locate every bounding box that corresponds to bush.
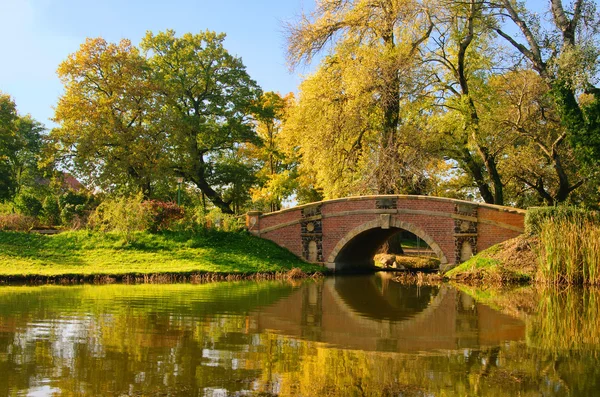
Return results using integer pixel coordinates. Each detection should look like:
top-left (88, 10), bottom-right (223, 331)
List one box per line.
top-left (525, 206), bottom-right (598, 235)
top-left (169, 207), bottom-right (202, 233)
top-left (14, 193), bottom-right (43, 217)
top-left (143, 200), bottom-right (184, 232)
top-left (42, 196), bottom-right (61, 226)
top-left (60, 204), bottom-right (77, 226)
top-left (0, 213), bottom-right (39, 231)
top-left (59, 190), bottom-right (89, 208)
top-left (88, 193), bottom-right (150, 242)
top-left (205, 208), bottom-right (244, 232)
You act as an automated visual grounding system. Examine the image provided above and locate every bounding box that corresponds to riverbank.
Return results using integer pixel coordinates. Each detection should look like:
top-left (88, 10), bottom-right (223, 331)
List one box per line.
top-left (445, 235), bottom-right (538, 284)
top-left (0, 230), bottom-right (326, 283)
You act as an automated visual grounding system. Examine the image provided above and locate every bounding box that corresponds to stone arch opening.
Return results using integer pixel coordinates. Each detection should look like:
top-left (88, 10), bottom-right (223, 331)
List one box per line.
top-left (326, 219), bottom-right (449, 272)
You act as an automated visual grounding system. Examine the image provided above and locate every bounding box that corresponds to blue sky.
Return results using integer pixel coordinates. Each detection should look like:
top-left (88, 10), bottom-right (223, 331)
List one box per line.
top-left (0, 0), bottom-right (315, 126)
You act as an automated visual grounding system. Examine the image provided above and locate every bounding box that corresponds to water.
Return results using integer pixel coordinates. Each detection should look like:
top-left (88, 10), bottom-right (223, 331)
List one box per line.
top-left (0, 273), bottom-right (599, 396)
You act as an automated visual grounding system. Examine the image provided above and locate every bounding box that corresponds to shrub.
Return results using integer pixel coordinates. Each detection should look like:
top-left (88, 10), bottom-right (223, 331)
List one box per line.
top-left (143, 200), bottom-right (184, 232)
top-left (525, 206), bottom-right (598, 235)
top-left (60, 204), bottom-right (77, 226)
top-left (59, 190), bottom-right (89, 208)
top-left (88, 193), bottom-right (150, 242)
top-left (14, 193), bottom-right (43, 217)
top-left (42, 196), bottom-right (61, 226)
top-left (0, 213), bottom-right (39, 231)
top-left (205, 208), bottom-right (244, 232)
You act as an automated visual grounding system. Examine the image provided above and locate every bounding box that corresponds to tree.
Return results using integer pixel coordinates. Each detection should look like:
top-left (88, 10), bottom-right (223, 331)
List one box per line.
top-left (248, 92), bottom-right (299, 212)
top-left (0, 93), bottom-right (46, 201)
top-left (420, 0), bottom-right (509, 204)
top-left (286, 0), bottom-right (433, 194)
top-left (0, 93), bottom-right (18, 201)
top-left (12, 116), bottom-right (45, 194)
top-left (141, 30), bottom-right (261, 214)
top-left (52, 38), bottom-right (167, 196)
top-left (492, 0), bottom-right (600, 168)
top-left (487, 70), bottom-right (587, 205)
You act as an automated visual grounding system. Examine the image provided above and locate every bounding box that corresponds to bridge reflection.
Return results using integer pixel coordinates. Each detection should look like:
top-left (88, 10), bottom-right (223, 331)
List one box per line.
top-left (254, 273), bottom-right (525, 353)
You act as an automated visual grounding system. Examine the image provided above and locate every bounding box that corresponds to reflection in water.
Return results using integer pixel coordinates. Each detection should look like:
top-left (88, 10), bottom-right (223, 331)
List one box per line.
top-left (333, 273), bottom-right (439, 321)
top-left (0, 274), bottom-right (598, 396)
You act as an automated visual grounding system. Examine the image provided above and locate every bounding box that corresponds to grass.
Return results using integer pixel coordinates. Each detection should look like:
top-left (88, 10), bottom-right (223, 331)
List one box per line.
top-left (0, 229), bottom-right (325, 279)
top-left (537, 218), bottom-right (600, 286)
top-left (445, 245), bottom-right (502, 279)
top-left (444, 241), bottom-right (533, 284)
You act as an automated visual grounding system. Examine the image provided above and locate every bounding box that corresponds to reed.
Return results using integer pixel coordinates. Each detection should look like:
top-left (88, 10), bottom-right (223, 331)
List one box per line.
top-left (537, 217), bottom-right (600, 285)
top-left (527, 287), bottom-right (600, 351)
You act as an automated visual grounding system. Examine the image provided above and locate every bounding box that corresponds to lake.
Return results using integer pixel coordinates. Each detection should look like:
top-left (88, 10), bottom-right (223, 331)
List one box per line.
top-left (0, 273), bottom-right (599, 396)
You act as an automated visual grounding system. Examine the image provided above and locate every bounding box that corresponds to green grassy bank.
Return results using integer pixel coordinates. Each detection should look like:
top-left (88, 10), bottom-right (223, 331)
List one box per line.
top-left (0, 230), bottom-right (325, 281)
top-left (445, 235), bottom-right (537, 284)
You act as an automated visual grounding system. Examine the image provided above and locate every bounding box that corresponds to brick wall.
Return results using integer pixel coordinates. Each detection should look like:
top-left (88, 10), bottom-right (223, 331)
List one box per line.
top-left (476, 207), bottom-right (524, 253)
top-left (260, 223), bottom-right (303, 258)
top-left (252, 196), bottom-right (525, 267)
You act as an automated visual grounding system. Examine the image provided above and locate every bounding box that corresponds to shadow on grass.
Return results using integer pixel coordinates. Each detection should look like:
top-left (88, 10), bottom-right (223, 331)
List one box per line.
top-left (0, 230), bottom-right (324, 274)
top-left (0, 231), bottom-right (87, 266)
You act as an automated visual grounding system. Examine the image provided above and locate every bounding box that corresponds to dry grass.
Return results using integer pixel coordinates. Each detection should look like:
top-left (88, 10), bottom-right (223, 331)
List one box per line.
top-left (0, 268), bottom-right (322, 286)
top-left (375, 253), bottom-right (440, 270)
top-left (538, 218), bottom-right (600, 286)
top-left (392, 271), bottom-right (443, 286)
top-left (0, 214), bottom-right (40, 231)
top-left (445, 235), bottom-right (536, 285)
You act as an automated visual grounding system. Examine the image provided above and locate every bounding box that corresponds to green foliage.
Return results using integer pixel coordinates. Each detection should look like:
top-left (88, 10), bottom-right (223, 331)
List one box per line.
top-left (42, 196), bottom-right (61, 226)
top-left (88, 193), bottom-right (150, 242)
top-left (141, 30), bottom-right (261, 213)
top-left (59, 190), bottom-right (89, 208)
top-left (204, 208), bottom-right (244, 232)
top-left (525, 206), bottom-right (598, 235)
top-left (60, 204), bottom-right (77, 226)
top-left (0, 93), bottom-right (46, 202)
top-left (52, 38), bottom-right (166, 195)
top-left (0, 93), bottom-right (19, 201)
top-left (0, 162), bottom-right (16, 201)
top-left (14, 192), bottom-right (43, 217)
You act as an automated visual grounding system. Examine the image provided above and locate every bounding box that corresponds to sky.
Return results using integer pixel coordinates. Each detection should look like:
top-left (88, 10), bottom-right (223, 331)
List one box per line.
top-left (0, 0), bottom-right (315, 127)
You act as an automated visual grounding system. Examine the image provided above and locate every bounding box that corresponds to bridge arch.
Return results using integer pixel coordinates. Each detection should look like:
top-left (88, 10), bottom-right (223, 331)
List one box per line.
top-left (246, 195), bottom-right (525, 272)
top-left (326, 218), bottom-right (449, 271)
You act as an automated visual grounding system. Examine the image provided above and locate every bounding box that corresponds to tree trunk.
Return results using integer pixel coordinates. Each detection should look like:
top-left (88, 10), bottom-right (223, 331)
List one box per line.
top-left (192, 174), bottom-right (233, 214)
top-left (381, 232), bottom-right (405, 255)
top-left (459, 148), bottom-right (495, 204)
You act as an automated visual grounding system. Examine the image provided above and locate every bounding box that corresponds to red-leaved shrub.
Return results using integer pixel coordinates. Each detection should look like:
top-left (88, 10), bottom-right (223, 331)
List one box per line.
top-left (143, 200), bottom-right (184, 232)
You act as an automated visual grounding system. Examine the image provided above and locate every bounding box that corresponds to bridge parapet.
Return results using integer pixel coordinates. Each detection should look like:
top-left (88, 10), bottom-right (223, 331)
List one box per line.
top-left (246, 196), bottom-right (525, 272)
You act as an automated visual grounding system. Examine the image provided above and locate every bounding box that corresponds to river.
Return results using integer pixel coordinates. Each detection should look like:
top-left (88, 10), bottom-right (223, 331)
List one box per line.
top-left (0, 273), bottom-right (598, 396)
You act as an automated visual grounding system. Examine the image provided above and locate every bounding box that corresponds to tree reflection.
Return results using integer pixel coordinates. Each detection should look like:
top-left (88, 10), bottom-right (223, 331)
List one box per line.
top-left (0, 280), bottom-right (598, 396)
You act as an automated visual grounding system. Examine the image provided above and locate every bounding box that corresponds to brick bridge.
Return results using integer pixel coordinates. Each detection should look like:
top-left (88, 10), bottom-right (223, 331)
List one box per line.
top-left (246, 195), bottom-right (526, 271)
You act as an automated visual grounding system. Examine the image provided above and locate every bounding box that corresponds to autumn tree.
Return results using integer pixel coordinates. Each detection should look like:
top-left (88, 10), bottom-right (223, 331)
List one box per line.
top-left (248, 92), bottom-right (298, 212)
top-left (419, 0), bottom-right (510, 204)
top-left (286, 0), bottom-right (433, 195)
top-left (492, 0), bottom-right (600, 168)
top-left (141, 30), bottom-right (261, 214)
top-left (485, 70), bottom-right (587, 205)
top-left (52, 38), bottom-right (166, 195)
